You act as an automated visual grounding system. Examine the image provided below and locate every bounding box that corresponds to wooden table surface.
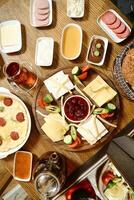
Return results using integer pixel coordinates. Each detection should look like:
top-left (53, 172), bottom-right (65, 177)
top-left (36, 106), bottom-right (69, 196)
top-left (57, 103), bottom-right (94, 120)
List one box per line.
top-left (0, 0), bottom-right (134, 199)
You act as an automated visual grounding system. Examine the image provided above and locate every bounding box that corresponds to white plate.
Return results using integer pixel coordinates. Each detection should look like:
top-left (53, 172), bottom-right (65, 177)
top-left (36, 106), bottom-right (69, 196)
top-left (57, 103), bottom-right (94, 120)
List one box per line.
top-left (0, 88), bottom-right (31, 159)
top-left (86, 35), bottom-right (108, 66)
top-left (13, 151), bottom-right (33, 182)
top-left (30, 0), bottom-right (52, 27)
top-left (67, 0), bottom-right (85, 18)
top-left (60, 23), bottom-right (83, 60)
top-left (0, 20), bottom-right (22, 53)
top-left (35, 37), bottom-right (54, 66)
top-left (97, 9), bottom-right (131, 43)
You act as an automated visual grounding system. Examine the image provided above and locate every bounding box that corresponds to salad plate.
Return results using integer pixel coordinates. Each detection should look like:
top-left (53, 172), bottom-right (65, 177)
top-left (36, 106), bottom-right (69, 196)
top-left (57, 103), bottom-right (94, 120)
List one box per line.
top-left (32, 66), bottom-right (120, 151)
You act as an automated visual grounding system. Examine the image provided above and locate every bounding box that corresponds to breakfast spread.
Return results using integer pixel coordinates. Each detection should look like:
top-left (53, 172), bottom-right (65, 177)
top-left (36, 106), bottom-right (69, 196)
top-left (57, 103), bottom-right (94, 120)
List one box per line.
top-left (61, 23), bottom-right (82, 60)
top-left (31, 0), bottom-right (52, 27)
top-left (122, 48), bottom-right (134, 89)
top-left (67, 0), bottom-right (84, 18)
top-left (35, 37), bottom-right (54, 66)
top-left (0, 94), bottom-right (29, 152)
top-left (13, 151), bottom-right (32, 181)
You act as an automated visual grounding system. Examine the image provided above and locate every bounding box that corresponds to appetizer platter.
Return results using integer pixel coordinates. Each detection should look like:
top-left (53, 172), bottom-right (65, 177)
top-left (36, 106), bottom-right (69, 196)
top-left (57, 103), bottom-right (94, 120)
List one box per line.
top-left (113, 40), bottom-right (134, 100)
top-left (32, 66), bottom-right (120, 151)
top-left (0, 88), bottom-right (31, 159)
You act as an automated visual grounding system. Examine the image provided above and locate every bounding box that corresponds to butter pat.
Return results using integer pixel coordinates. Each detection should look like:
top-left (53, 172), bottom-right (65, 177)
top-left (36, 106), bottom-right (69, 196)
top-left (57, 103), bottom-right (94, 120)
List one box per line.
top-left (44, 71), bottom-right (74, 99)
top-left (83, 76), bottom-right (117, 107)
top-left (35, 37), bottom-right (54, 66)
top-left (41, 113), bottom-right (69, 142)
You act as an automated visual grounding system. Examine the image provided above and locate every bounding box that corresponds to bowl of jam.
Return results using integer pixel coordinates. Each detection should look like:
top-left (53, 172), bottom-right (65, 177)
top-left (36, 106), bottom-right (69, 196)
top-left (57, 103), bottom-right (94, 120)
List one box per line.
top-left (63, 95), bottom-right (90, 123)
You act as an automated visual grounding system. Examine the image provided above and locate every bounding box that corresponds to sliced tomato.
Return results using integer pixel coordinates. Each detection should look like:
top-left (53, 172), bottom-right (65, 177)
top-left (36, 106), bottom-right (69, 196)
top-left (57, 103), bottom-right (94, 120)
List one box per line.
top-left (78, 72), bottom-right (88, 80)
top-left (99, 112), bottom-right (114, 119)
top-left (102, 171), bottom-right (115, 186)
top-left (37, 97), bottom-right (48, 108)
top-left (68, 137), bottom-right (81, 148)
top-left (81, 65), bottom-right (91, 73)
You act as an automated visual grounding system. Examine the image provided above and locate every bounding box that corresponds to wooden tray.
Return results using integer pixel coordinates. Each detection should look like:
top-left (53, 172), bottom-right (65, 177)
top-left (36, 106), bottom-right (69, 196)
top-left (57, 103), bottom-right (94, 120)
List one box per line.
top-left (32, 66), bottom-right (120, 151)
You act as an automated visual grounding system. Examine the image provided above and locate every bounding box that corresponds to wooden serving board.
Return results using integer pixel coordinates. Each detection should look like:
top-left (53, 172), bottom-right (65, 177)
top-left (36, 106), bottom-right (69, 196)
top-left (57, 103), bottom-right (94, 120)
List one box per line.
top-left (32, 66), bottom-right (120, 151)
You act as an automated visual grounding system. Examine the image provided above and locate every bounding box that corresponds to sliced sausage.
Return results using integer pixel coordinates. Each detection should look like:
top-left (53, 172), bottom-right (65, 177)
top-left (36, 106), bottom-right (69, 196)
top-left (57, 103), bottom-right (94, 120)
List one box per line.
top-left (36, 13), bottom-right (49, 21)
top-left (10, 131), bottom-right (19, 140)
top-left (0, 117), bottom-right (6, 127)
top-left (113, 22), bottom-right (126, 34)
top-left (108, 18), bottom-right (121, 29)
top-left (101, 11), bottom-right (117, 25)
top-left (35, 18), bottom-right (49, 26)
top-left (4, 97), bottom-right (13, 106)
top-left (35, 0), bottom-right (49, 10)
top-left (37, 8), bottom-right (49, 15)
top-left (16, 112), bottom-right (25, 122)
top-left (116, 27), bottom-right (130, 39)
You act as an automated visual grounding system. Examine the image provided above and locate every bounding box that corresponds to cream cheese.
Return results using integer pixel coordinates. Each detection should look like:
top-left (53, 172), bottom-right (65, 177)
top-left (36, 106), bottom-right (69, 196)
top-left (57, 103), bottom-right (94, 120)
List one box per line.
top-left (67, 0), bottom-right (84, 18)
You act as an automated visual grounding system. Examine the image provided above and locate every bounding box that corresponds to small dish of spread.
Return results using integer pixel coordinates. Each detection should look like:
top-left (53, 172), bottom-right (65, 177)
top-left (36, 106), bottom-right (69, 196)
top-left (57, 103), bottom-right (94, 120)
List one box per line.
top-left (61, 23), bottom-right (82, 60)
top-left (86, 35), bottom-right (108, 66)
top-left (67, 0), bottom-right (85, 18)
top-left (13, 151), bottom-right (33, 182)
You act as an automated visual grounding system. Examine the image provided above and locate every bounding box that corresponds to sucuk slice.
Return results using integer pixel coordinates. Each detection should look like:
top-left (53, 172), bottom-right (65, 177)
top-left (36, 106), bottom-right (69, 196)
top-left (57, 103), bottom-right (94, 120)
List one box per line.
top-left (108, 17), bottom-right (121, 29)
top-left (10, 131), bottom-right (19, 140)
top-left (37, 8), bottom-right (49, 15)
top-left (116, 27), bottom-right (130, 39)
top-left (113, 22), bottom-right (126, 34)
top-left (36, 0), bottom-right (49, 10)
top-left (16, 112), bottom-right (25, 122)
top-left (36, 13), bottom-right (49, 21)
top-left (35, 18), bottom-right (49, 26)
top-left (101, 11), bottom-right (117, 25)
top-left (0, 117), bottom-right (6, 127)
top-left (3, 97), bottom-right (13, 106)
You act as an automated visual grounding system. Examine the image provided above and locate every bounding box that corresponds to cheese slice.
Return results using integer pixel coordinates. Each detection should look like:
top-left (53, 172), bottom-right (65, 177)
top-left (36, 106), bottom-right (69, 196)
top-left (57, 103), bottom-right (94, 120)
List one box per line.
top-left (83, 76), bottom-right (117, 107)
top-left (44, 71), bottom-right (74, 99)
top-left (41, 113), bottom-right (69, 142)
top-left (0, 25), bottom-right (20, 47)
top-left (77, 115), bottom-right (108, 145)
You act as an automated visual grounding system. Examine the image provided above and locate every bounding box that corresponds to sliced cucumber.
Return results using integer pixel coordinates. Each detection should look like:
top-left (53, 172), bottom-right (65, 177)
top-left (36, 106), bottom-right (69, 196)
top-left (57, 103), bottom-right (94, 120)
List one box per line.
top-left (43, 94), bottom-right (53, 104)
top-left (73, 75), bottom-right (84, 87)
top-left (71, 126), bottom-right (77, 140)
top-left (106, 103), bottom-right (116, 112)
top-left (64, 135), bottom-right (72, 144)
top-left (101, 108), bottom-right (109, 114)
top-left (72, 66), bottom-right (81, 76)
top-left (45, 105), bottom-right (60, 113)
top-left (93, 108), bottom-right (104, 114)
top-left (113, 177), bottom-right (122, 183)
top-left (106, 181), bottom-right (116, 189)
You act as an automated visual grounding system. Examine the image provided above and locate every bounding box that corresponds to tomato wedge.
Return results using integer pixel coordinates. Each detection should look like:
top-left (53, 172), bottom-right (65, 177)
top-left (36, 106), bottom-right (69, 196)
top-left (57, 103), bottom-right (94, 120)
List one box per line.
top-left (37, 97), bottom-right (48, 108)
top-left (102, 171), bottom-right (115, 186)
top-left (68, 137), bottom-right (81, 148)
top-left (78, 72), bottom-right (88, 81)
top-left (82, 65), bottom-right (91, 73)
top-left (99, 112), bottom-right (114, 119)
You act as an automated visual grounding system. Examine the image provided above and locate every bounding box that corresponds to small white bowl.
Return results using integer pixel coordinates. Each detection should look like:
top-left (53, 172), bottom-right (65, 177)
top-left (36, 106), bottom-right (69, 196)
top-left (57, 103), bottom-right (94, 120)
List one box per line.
top-left (30, 0), bottom-right (52, 27)
top-left (13, 151), bottom-right (33, 182)
top-left (67, 0), bottom-right (85, 18)
top-left (97, 9), bottom-right (131, 43)
top-left (63, 95), bottom-right (91, 123)
top-left (86, 35), bottom-right (108, 66)
top-left (0, 20), bottom-right (22, 53)
top-left (35, 37), bottom-right (54, 66)
top-left (60, 23), bottom-right (83, 60)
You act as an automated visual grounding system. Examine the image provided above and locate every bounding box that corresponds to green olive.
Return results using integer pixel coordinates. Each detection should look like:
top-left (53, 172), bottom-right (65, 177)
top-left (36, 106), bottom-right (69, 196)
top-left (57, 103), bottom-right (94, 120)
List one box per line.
top-left (96, 43), bottom-right (102, 49)
top-left (94, 50), bottom-right (100, 57)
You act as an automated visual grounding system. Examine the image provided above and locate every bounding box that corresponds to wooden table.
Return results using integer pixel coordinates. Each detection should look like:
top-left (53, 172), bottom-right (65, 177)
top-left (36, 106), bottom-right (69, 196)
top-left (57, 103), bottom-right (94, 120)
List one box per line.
top-left (0, 0), bottom-right (134, 199)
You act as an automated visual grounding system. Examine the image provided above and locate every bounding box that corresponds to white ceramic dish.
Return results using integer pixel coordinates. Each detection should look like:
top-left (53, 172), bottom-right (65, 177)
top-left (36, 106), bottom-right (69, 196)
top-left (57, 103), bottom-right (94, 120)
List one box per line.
top-left (67, 0), bottom-right (85, 18)
top-left (0, 88), bottom-right (31, 159)
top-left (97, 9), bottom-right (131, 43)
top-left (35, 37), bottom-right (54, 66)
top-left (13, 151), bottom-right (33, 182)
top-left (86, 35), bottom-right (108, 66)
top-left (63, 95), bottom-right (91, 123)
top-left (0, 20), bottom-right (22, 53)
top-left (30, 0), bottom-right (52, 27)
top-left (60, 23), bottom-right (83, 60)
